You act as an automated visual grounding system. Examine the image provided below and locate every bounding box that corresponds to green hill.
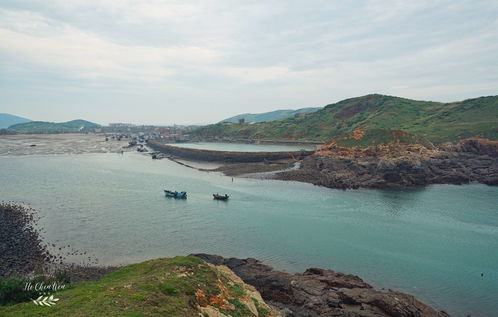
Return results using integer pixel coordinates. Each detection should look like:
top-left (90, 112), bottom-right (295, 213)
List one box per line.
top-left (192, 94), bottom-right (498, 146)
top-left (0, 113), bottom-right (31, 129)
top-left (9, 120), bottom-right (100, 134)
top-left (220, 107), bottom-right (321, 123)
top-left (0, 256), bottom-right (276, 317)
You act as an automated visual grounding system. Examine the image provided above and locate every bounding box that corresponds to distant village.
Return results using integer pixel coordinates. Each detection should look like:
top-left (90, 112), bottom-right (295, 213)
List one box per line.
top-left (101, 123), bottom-right (199, 143)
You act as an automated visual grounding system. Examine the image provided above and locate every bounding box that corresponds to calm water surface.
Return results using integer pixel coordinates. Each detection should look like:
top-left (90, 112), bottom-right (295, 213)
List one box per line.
top-left (167, 142), bottom-right (316, 152)
top-left (0, 153), bottom-right (497, 317)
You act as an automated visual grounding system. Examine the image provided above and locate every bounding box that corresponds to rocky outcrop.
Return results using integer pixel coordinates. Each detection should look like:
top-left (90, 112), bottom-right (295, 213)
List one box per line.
top-left (0, 203), bottom-right (53, 277)
top-left (0, 255), bottom-right (280, 317)
top-left (454, 138), bottom-right (498, 157)
top-left (147, 140), bottom-right (314, 163)
top-left (276, 140), bottom-right (498, 189)
top-left (205, 264), bottom-right (280, 317)
top-left (193, 254), bottom-right (450, 317)
top-left (0, 203), bottom-right (118, 281)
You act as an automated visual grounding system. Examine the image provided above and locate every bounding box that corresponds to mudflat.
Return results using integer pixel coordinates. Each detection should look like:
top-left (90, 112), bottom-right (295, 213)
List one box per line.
top-left (0, 134), bottom-right (130, 156)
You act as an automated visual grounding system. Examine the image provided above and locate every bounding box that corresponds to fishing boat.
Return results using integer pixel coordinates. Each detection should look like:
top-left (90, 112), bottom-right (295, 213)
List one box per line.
top-left (164, 190), bottom-right (187, 199)
top-left (213, 193), bottom-right (229, 201)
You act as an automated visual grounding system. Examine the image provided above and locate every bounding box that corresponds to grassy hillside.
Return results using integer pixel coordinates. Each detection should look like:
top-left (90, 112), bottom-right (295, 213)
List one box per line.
top-left (221, 107), bottom-right (321, 123)
top-left (192, 94), bottom-right (498, 146)
top-left (0, 256), bottom-right (276, 317)
top-left (0, 113), bottom-right (31, 129)
top-left (9, 120), bottom-right (100, 134)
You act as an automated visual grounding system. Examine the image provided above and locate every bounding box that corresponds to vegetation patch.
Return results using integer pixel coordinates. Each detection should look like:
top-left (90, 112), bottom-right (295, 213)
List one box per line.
top-left (8, 120), bottom-right (100, 134)
top-left (0, 256), bottom-right (276, 317)
top-left (191, 94), bottom-right (498, 146)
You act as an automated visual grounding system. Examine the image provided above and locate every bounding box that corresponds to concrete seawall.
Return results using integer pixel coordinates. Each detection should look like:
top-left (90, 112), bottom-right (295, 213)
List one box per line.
top-left (147, 140), bottom-right (315, 162)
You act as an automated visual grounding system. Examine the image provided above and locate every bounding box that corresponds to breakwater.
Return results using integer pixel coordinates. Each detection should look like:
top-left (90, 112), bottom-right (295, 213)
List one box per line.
top-left (196, 138), bottom-right (323, 146)
top-left (147, 140), bottom-right (315, 162)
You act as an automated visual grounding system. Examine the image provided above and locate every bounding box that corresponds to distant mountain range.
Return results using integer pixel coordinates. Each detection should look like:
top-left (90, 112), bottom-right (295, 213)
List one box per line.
top-left (220, 107), bottom-right (321, 123)
top-left (8, 119), bottom-right (101, 134)
top-left (0, 113), bottom-right (31, 129)
top-left (192, 94), bottom-right (498, 146)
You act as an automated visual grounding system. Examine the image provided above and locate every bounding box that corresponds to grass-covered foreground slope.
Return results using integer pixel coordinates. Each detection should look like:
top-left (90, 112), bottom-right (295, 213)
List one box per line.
top-left (8, 120), bottom-right (100, 134)
top-left (0, 256), bottom-right (277, 317)
top-left (192, 94), bottom-right (498, 146)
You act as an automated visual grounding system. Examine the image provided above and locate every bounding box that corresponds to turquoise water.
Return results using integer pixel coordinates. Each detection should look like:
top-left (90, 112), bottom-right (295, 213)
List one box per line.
top-left (0, 153), bottom-right (497, 316)
top-left (167, 142), bottom-right (316, 152)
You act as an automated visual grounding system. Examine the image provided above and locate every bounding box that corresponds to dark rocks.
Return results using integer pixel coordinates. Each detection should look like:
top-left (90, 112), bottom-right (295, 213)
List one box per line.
top-left (276, 152), bottom-right (497, 190)
top-left (0, 202), bottom-right (119, 281)
top-left (0, 203), bottom-right (52, 278)
top-left (455, 138), bottom-right (498, 157)
top-left (273, 139), bottom-right (498, 190)
top-left (192, 254), bottom-right (450, 317)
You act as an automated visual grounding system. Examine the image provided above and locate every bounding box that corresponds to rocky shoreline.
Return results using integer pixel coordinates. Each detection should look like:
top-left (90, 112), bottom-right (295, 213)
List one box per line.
top-left (0, 203), bottom-right (118, 282)
top-left (0, 203), bottom-right (53, 278)
top-left (274, 139), bottom-right (498, 190)
top-left (4, 134), bottom-right (496, 191)
top-left (147, 138), bottom-right (498, 190)
top-left (193, 254), bottom-right (450, 317)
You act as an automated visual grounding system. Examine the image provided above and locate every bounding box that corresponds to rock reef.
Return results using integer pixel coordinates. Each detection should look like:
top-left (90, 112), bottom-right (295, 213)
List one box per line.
top-left (193, 254), bottom-right (450, 317)
top-left (276, 139), bottom-right (498, 189)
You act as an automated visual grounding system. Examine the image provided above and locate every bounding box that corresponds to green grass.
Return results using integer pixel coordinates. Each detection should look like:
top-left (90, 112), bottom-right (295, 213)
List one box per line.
top-left (252, 297), bottom-right (272, 316)
top-left (0, 272), bottom-right (71, 306)
top-left (228, 284), bottom-right (245, 296)
top-left (191, 94), bottom-right (498, 146)
top-left (0, 256), bottom-right (273, 317)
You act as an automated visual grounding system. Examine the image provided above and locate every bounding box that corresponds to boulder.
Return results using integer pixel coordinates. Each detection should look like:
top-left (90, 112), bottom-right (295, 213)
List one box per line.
top-left (193, 254), bottom-right (450, 317)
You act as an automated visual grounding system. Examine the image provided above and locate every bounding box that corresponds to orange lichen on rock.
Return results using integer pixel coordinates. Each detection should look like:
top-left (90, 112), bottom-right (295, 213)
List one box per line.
top-left (315, 143), bottom-right (440, 161)
top-left (209, 294), bottom-right (230, 309)
top-left (351, 126), bottom-right (366, 140)
top-left (195, 289), bottom-right (209, 307)
top-left (319, 127), bottom-right (365, 151)
top-left (194, 282), bottom-right (230, 310)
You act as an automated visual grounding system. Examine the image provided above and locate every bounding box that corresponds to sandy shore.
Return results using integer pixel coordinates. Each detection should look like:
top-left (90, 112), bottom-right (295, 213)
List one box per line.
top-left (0, 134), bottom-right (132, 156)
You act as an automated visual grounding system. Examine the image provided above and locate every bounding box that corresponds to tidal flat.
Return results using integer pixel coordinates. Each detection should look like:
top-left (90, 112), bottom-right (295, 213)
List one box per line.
top-left (0, 134), bottom-right (130, 155)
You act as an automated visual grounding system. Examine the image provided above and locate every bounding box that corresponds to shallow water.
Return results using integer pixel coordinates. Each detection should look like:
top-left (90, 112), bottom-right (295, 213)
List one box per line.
top-left (0, 153), bottom-right (497, 316)
top-left (167, 142), bottom-right (316, 152)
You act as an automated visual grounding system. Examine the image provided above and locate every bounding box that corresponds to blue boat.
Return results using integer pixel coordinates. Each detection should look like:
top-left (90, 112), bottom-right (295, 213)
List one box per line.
top-left (164, 190), bottom-right (187, 199)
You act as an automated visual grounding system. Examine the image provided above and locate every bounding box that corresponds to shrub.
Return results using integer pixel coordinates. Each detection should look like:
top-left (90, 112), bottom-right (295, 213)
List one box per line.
top-left (0, 278), bottom-right (40, 306)
top-left (0, 272), bottom-right (70, 306)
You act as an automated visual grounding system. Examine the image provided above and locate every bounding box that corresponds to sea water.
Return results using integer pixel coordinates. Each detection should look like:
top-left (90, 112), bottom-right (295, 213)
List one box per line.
top-left (0, 153), bottom-right (496, 316)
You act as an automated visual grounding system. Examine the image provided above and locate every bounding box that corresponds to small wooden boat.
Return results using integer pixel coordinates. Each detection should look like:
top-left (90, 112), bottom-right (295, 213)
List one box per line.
top-left (213, 193), bottom-right (229, 201)
top-left (164, 190), bottom-right (187, 199)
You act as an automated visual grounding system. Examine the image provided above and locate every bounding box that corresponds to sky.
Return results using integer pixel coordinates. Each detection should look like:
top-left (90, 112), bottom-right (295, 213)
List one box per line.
top-left (1, 0), bottom-right (497, 125)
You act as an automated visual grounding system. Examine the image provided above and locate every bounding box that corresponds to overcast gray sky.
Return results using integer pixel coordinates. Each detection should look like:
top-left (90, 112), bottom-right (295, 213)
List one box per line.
top-left (1, 0), bottom-right (497, 125)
